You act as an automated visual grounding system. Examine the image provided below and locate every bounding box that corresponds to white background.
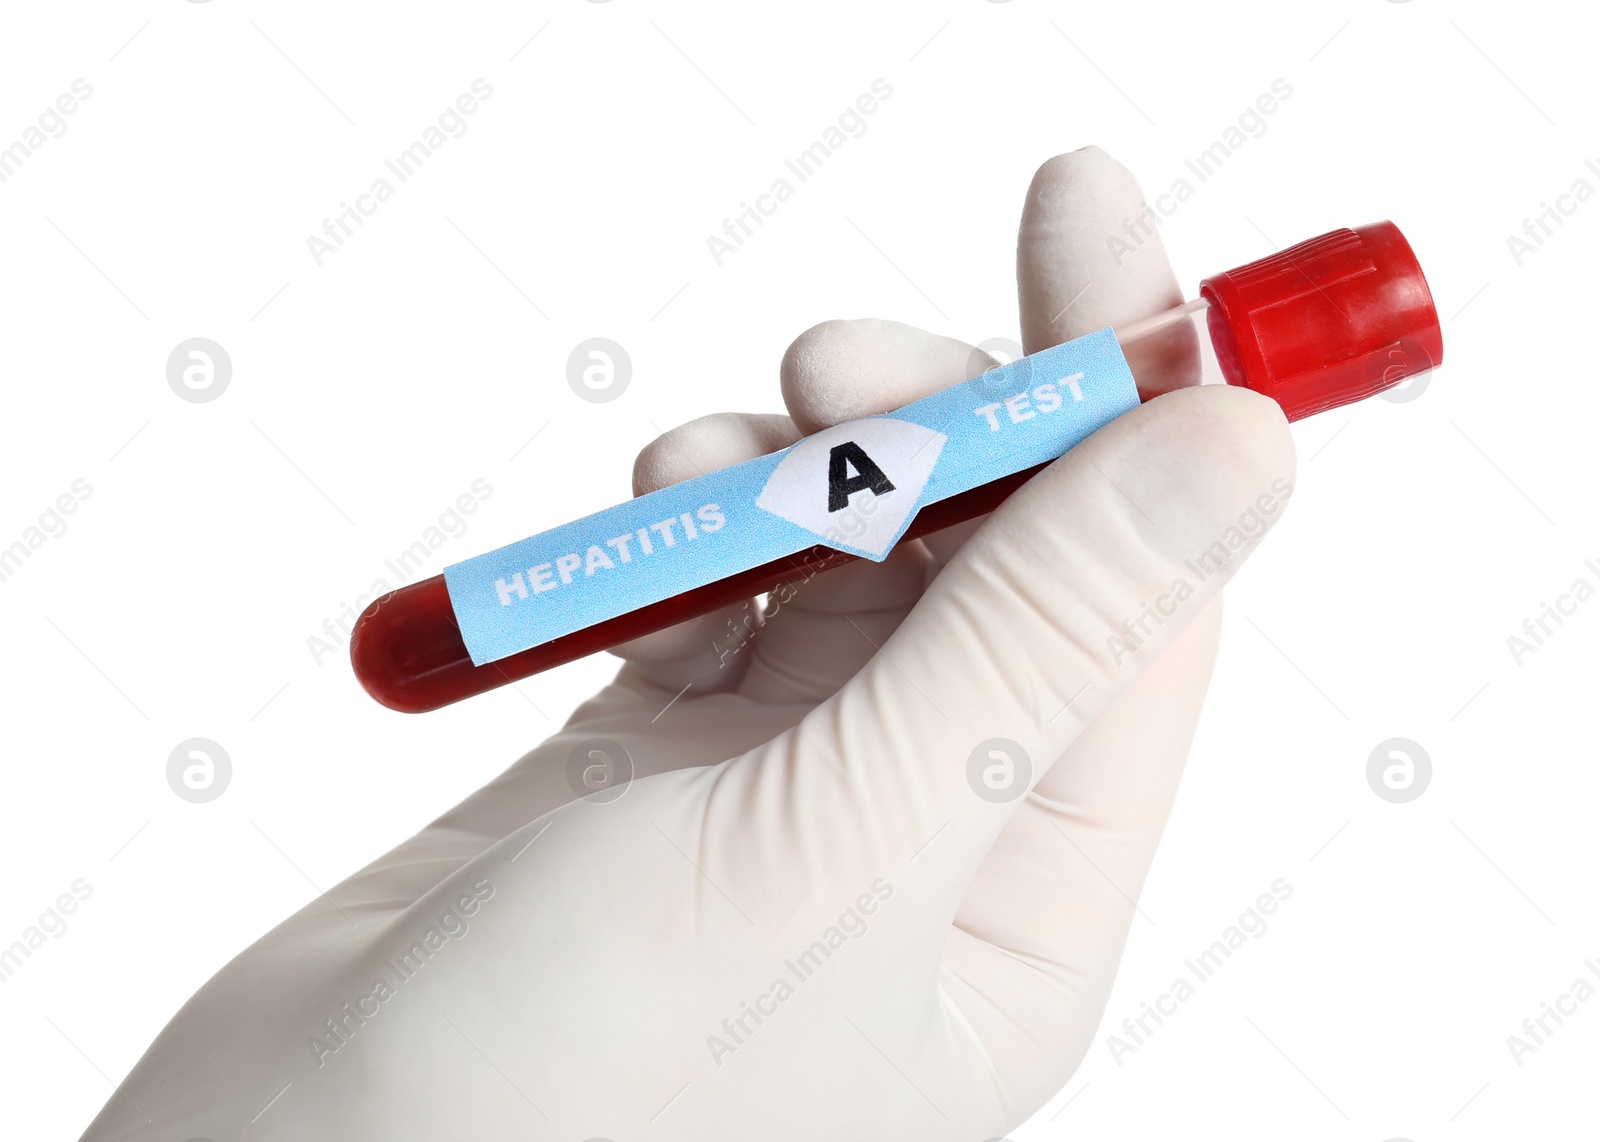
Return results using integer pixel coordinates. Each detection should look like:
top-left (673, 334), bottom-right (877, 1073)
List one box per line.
top-left (1, 0), bottom-right (1595, 1137)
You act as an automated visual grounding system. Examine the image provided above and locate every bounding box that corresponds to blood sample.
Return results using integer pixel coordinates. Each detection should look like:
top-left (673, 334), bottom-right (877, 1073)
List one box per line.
top-left (351, 221), bottom-right (1440, 713)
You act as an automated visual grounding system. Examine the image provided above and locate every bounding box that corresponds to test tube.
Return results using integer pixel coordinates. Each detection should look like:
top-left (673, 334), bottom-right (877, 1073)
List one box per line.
top-left (351, 221), bottom-right (1440, 713)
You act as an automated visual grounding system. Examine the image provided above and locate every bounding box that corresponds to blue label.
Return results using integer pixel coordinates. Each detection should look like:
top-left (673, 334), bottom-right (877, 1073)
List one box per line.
top-left (445, 327), bottom-right (1139, 666)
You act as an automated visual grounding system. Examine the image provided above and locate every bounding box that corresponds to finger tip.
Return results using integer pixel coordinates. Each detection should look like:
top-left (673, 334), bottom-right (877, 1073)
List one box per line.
top-left (780, 318), bottom-right (982, 433)
top-left (1192, 383), bottom-right (1296, 484)
top-left (1026, 145), bottom-right (1129, 198)
top-left (779, 319), bottom-right (871, 433)
top-left (632, 412), bottom-right (798, 495)
top-left (1018, 147), bottom-right (1184, 351)
top-left (1136, 384), bottom-right (1298, 520)
top-left (1022, 147), bottom-right (1143, 232)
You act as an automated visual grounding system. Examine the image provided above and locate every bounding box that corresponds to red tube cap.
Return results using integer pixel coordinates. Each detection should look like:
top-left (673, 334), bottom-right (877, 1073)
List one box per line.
top-left (1200, 221), bottom-right (1442, 422)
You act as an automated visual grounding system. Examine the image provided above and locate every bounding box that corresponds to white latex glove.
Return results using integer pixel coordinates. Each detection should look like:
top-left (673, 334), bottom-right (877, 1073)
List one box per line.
top-left (80, 147), bottom-right (1296, 1142)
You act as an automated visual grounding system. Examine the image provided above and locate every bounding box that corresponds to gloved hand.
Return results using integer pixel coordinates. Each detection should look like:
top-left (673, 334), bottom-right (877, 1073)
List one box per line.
top-left (80, 147), bottom-right (1295, 1142)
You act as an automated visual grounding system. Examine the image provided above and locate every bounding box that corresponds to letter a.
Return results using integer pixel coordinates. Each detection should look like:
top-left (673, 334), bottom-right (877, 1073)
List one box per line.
top-left (827, 441), bottom-right (895, 512)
